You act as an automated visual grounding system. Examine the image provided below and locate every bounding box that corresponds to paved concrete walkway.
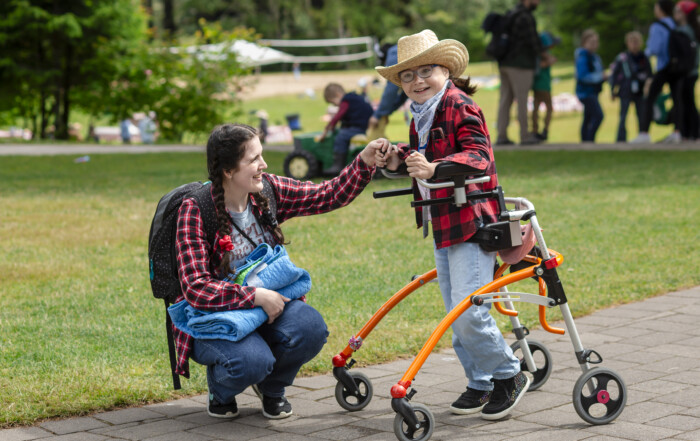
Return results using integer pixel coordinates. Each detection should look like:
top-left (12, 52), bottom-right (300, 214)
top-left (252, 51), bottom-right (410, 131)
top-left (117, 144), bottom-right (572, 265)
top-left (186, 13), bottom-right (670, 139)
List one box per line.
top-left (3, 286), bottom-right (699, 441)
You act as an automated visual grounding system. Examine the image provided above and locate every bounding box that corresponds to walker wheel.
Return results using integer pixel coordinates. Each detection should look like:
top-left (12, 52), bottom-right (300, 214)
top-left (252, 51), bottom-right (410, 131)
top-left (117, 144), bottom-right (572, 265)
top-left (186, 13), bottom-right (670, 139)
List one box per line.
top-left (572, 367), bottom-right (627, 425)
top-left (510, 339), bottom-right (552, 391)
top-left (393, 403), bottom-right (434, 441)
top-left (334, 371), bottom-right (373, 411)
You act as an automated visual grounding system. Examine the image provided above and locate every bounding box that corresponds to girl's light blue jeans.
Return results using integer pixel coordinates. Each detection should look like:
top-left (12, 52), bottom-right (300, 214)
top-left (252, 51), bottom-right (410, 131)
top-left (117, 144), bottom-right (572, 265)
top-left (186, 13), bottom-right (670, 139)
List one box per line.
top-left (191, 300), bottom-right (328, 404)
top-left (434, 241), bottom-right (520, 391)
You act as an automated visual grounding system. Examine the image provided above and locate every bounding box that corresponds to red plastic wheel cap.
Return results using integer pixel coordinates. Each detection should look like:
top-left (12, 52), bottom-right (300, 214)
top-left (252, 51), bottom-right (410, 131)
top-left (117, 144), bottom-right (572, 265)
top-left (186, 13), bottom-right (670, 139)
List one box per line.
top-left (391, 384), bottom-right (407, 398)
top-left (597, 390), bottom-right (610, 404)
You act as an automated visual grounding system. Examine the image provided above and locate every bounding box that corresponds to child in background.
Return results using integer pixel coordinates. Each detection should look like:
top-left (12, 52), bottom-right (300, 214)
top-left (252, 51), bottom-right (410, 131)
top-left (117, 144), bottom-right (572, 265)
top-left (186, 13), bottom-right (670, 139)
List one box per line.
top-left (376, 29), bottom-right (529, 421)
top-left (575, 29), bottom-right (607, 142)
top-left (609, 31), bottom-right (652, 142)
top-left (531, 31), bottom-right (560, 141)
top-left (319, 83), bottom-right (374, 175)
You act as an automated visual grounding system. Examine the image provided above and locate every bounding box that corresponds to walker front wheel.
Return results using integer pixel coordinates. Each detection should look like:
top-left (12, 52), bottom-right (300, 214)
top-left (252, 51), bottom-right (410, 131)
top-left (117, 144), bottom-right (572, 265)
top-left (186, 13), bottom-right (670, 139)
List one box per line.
top-left (393, 403), bottom-right (434, 441)
top-left (334, 371), bottom-right (373, 411)
top-left (572, 367), bottom-right (626, 425)
top-left (510, 339), bottom-right (552, 391)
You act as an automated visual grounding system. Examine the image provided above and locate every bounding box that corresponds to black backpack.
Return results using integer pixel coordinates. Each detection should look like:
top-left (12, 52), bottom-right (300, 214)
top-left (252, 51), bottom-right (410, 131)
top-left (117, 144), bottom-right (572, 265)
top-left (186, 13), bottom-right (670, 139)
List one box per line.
top-left (482, 9), bottom-right (519, 61)
top-left (656, 20), bottom-right (697, 75)
top-left (147, 177), bottom-right (277, 389)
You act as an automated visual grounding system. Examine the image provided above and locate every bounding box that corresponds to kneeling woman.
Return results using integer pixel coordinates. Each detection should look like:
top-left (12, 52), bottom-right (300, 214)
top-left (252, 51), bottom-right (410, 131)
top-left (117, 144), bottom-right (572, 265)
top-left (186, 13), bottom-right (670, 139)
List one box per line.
top-left (173, 123), bottom-right (384, 419)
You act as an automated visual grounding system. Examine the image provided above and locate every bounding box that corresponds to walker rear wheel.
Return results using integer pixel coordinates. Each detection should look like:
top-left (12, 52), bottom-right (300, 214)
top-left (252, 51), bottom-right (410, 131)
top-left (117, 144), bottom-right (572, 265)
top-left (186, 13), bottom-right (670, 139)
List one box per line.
top-left (393, 403), bottom-right (434, 441)
top-left (573, 367), bottom-right (626, 425)
top-left (510, 339), bottom-right (552, 391)
top-left (334, 371), bottom-right (373, 411)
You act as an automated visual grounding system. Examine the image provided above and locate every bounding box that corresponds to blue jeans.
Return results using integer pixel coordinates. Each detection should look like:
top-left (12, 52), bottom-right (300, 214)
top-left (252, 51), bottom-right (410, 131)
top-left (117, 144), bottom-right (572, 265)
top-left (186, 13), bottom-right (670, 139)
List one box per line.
top-left (191, 300), bottom-right (328, 404)
top-left (434, 241), bottom-right (520, 391)
top-left (580, 95), bottom-right (604, 142)
top-left (616, 95), bottom-right (644, 142)
top-left (333, 127), bottom-right (365, 154)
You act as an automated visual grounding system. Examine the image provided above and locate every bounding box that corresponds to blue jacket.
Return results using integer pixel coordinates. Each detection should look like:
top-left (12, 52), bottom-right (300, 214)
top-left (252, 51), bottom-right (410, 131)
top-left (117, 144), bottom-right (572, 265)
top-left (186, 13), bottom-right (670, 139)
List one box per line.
top-left (575, 48), bottom-right (605, 99)
top-left (374, 45), bottom-right (408, 119)
top-left (168, 243), bottom-right (311, 342)
top-left (646, 17), bottom-right (675, 72)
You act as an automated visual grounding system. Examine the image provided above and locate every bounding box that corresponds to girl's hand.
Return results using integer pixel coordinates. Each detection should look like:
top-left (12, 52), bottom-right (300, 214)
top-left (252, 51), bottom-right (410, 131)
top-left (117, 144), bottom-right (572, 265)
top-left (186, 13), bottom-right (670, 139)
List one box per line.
top-left (253, 288), bottom-right (290, 323)
top-left (405, 152), bottom-right (437, 180)
top-left (375, 143), bottom-right (401, 170)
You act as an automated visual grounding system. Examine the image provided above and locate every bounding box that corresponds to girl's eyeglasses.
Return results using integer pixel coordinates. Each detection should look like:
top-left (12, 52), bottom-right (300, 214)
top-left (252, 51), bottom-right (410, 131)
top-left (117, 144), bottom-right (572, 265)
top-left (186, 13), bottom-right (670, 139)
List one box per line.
top-left (399, 64), bottom-right (440, 83)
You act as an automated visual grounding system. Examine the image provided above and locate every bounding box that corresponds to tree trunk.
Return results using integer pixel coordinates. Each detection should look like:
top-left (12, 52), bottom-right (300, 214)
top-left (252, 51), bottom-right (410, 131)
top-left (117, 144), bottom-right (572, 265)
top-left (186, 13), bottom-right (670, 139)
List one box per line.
top-left (143, 0), bottom-right (154, 31)
top-left (163, 0), bottom-right (176, 35)
top-left (40, 89), bottom-right (48, 139)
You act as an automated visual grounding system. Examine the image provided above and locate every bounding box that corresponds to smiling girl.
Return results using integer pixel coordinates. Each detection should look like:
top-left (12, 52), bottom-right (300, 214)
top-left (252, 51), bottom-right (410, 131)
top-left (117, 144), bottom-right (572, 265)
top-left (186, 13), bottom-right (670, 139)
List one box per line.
top-left (375, 30), bottom-right (529, 421)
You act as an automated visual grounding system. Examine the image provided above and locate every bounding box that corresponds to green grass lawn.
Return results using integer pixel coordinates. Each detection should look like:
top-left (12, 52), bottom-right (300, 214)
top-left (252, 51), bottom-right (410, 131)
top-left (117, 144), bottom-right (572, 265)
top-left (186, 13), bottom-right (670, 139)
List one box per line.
top-left (1, 149), bottom-right (699, 427)
top-left (241, 61), bottom-right (682, 145)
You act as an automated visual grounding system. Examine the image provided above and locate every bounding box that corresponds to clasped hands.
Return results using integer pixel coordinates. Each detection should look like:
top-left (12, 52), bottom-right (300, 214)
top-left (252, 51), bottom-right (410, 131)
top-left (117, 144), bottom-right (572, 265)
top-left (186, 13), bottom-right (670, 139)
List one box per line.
top-left (364, 139), bottom-right (436, 180)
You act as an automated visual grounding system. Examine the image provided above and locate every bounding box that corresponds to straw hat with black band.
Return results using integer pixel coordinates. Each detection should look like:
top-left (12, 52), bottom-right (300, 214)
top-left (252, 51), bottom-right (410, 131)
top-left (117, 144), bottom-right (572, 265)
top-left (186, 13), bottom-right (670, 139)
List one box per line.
top-left (376, 30), bottom-right (469, 86)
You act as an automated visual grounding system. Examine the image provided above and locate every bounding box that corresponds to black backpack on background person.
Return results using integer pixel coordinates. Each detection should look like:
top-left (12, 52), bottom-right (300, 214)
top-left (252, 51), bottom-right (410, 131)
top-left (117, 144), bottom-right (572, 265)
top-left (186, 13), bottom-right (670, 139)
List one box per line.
top-left (482, 9), bottom-right (520, 61)
top-left (655, 20), bottom-right (697, 75)
top-left (147, 177), bottom-right (277, 389)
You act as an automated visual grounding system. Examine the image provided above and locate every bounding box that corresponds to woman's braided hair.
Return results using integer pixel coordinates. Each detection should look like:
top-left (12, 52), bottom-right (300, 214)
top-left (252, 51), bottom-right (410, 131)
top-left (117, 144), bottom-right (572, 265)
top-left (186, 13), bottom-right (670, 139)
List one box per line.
top-left (206, 123), bottom-right (286, 275)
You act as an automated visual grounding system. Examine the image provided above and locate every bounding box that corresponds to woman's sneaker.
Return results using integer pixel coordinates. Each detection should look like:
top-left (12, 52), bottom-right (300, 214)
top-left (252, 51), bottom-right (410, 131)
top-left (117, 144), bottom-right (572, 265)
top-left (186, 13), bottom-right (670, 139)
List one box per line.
top-left (207, 391), bottom-right (239, 419)
top-left (449, 387), bottom-right (492, 415)
top-left (251, 384), bottom-right (293, 419)
top-left (481, 371), bottom-right (530, 421)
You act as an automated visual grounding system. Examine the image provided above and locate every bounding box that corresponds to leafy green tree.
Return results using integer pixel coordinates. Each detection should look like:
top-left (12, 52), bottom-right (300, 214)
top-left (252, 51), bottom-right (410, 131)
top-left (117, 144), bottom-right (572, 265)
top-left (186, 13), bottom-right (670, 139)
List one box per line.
top-left (553, 0), bottom-right (657, 64)
top-left (0, 0), bottom-right (146, 139)
top-left (100, 22), bottom-right (254, 141)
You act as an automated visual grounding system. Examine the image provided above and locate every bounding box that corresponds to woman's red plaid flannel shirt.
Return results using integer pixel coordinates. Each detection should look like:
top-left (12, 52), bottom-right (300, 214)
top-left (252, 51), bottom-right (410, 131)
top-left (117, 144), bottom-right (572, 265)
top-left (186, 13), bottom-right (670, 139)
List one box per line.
top-left (397, 81), bottom-right (500, 249)
top-left (173, 155), bottom-right (374, 377)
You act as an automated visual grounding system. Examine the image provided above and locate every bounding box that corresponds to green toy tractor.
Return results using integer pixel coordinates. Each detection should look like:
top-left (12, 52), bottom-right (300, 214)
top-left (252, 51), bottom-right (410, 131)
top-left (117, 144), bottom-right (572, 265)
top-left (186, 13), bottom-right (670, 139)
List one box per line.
top-left (283, 130), bottom-right (367, 180)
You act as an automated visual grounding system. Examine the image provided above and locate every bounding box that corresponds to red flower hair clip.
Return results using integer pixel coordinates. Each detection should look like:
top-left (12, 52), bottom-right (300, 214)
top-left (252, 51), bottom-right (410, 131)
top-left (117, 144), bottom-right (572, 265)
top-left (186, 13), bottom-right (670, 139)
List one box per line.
top-left (219, 235), bottom-right (234, 252)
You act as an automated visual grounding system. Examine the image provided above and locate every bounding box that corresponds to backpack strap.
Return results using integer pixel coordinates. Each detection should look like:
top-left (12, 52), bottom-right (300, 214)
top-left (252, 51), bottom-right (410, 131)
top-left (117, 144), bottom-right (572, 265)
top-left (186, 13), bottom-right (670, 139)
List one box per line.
top-left (261, 174), bottom-right (278, 222)
top-left (190, 183), bottom-right (218, 249)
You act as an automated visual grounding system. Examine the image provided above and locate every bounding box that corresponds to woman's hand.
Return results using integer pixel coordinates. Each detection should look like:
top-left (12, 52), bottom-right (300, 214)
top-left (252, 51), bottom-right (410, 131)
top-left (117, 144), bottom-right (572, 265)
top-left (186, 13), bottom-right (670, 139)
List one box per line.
top-left (360, 138), bottom-right (391, 167)
top-left (405, 152), bottom-right (436, 180)
top-left (253, 288), bottom-right (290, 323)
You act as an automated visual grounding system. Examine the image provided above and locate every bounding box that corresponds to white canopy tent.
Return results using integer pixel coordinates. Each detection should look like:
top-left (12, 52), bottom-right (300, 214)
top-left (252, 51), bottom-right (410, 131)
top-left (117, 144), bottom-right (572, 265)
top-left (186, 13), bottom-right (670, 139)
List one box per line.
top-left (171, 36), bottom-right (375, 67)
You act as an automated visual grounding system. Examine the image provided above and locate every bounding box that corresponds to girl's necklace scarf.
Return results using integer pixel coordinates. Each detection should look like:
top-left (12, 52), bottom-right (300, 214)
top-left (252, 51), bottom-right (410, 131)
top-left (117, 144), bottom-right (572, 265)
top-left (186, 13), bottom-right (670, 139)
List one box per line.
top-left (410, 81), bottom-right (449, 148)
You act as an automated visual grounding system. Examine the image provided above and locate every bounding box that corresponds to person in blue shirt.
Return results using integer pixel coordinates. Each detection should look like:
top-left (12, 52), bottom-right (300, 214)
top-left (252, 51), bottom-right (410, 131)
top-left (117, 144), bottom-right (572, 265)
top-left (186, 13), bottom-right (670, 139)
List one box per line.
top-left (575, 29), bottom-right (607, 142)
top-left (631, 0), bottom-right (683, 143)
top-left (367, 44), bottom-right (408, 141)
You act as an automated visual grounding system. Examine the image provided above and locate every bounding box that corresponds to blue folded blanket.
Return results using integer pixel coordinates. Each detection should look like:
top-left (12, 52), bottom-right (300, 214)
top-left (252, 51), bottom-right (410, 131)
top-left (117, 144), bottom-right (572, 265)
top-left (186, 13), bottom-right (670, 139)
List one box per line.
top-left (168, 243), bottom-right (311, 341)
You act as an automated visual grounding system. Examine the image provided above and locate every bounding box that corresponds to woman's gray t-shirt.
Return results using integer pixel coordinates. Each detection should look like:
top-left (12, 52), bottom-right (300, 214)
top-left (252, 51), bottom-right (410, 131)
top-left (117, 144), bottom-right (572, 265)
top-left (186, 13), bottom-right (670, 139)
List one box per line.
top-left (227, 201), bottom-right (275, 269)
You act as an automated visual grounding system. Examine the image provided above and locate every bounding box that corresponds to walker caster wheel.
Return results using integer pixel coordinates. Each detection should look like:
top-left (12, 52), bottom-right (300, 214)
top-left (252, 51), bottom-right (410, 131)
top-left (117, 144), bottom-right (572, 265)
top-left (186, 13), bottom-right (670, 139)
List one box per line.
top-left (573, 367), bottom-right (626, 425)
top-left (335, 371), bottom-right (373, 411)
top-left (393, 403), bottom-right (434, 441)
top-left (510, 339), bottom-right (552, 391)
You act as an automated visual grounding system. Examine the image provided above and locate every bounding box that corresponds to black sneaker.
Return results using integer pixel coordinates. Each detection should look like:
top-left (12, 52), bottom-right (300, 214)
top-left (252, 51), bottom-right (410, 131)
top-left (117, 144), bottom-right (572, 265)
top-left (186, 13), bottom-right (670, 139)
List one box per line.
top-left (207, 391), bottom-right (239, 419)
top-left (481, 371), bottom-right (530, 420)
top-left (251, 384), bottom-right (293, 419)
top-left (449, 387), bottom-right (492, 415)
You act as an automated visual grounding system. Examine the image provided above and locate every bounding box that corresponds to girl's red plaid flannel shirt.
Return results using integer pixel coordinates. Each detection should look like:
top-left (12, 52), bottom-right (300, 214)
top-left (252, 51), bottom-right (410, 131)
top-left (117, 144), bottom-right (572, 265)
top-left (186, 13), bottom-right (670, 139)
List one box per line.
top-left (397, 81), bottom-right (500, 249)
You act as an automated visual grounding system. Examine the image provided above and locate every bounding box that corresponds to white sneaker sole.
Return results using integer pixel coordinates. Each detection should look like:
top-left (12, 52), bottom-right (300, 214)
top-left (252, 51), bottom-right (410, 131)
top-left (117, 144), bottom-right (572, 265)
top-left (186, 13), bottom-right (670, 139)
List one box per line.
top-left (449, 403), bottom-right (486, 415)
top-left (262, 409), bottom-right (293, 419)
top-left (481, 375), bottom-right (531, 421)
top-left (207, 408), bottom-right (239, 419)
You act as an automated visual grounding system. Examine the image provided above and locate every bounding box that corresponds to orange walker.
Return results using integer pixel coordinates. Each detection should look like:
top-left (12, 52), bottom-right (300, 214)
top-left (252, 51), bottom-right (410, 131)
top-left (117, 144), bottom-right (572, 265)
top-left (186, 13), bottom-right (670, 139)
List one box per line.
top-left (331, 164), bottom-right (626, 441)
